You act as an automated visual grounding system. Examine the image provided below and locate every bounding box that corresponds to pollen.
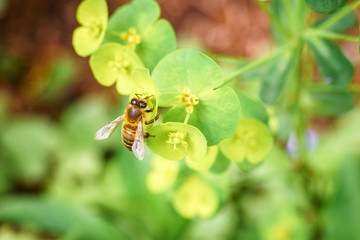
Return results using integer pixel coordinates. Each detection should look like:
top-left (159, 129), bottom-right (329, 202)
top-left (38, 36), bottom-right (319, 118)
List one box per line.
top-left (177, 88), bottom-right (199, 113)
top-left (120, 27), bottom-right (142, 49)
top-left (166, 131), bottom-right (188, 151)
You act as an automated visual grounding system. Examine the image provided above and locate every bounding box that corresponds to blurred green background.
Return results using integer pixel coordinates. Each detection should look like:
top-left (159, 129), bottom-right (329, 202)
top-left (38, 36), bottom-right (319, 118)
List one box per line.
top-left (1, 0), bottom-right (360, 239)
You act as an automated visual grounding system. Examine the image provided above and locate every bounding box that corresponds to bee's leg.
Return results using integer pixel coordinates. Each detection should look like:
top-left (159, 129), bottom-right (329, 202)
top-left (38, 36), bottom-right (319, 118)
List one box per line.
top-left (145, 114), bottom-right (160, 125)
top-left (145, 109), bottom-right (153, 113)
top-left (144, 95), bottom-right (154, 100)
top-left (144, 132), bottom-right (155, 138)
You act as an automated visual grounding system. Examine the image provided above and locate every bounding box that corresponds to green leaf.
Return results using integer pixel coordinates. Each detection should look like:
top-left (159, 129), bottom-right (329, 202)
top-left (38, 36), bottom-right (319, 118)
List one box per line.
top-left (137, 19), bottom-right (176, 71)
top-left (106, 0), bottom-right (159, 38)
top-left (0, 197), bottom-right (127, 240)
top-left (104, 0), bottom-right (176, 71)
top-left (39, 55), bottom-right (78, 102)
top-left (62, 95), bottom-right (113, 146)
top-left (73, 0), bottom-right (108, 57)
top-left (2, 118), bottom-right (59, 183)
top-left (307, 38), bottom-right (353, 86)
top-left (271, 0), bottom-right (307, 43)
top-left (152, 48), bottom-right (240, 145)
top-left (309, 110), bottom-right (360, 173)
top-left (220, 119), bottom-right (273, 164)
top-left (260, 50), bottom-right (295, 104)
top-left (305, 0), bottom-right (348, 14)
top-left (303, 85), bottom-right (354, 117)
top-left (163, 87), bottom-right (241, 145)
top-left (238, 92), bottom-right (268, 124)
top-left (210, 148), bottom-right (231, 174)
top-left (89, 43), bottom-right (144, 95)
top-left (146, 122), bottom-right (207, 162)
top-left (313, 11), bottom-right (356, 32)
top-left (152, 48), bottom-right (223, 106)
top-left (323, 156), bottom-right (360, 240)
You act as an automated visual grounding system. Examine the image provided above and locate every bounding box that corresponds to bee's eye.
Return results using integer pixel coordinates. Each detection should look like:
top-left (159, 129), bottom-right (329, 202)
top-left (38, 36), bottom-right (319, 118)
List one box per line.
top-left (131, 99), bottom-right (137, 105)
top-left (139, 101), bottom-right (147, 108)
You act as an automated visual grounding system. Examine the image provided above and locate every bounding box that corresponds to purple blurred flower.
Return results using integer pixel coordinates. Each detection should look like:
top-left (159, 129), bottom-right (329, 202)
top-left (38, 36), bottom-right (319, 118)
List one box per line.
top-left (286, 129), bottom-right (319, 158)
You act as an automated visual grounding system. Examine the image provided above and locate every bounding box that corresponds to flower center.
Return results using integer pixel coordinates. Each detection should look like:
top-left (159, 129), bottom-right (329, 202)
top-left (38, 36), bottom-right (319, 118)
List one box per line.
top-left (108, 55), bottom-right (130, 73)
top-left (120, 27), bottom-right (142, 49)
top-left (233, 129), bottom-right (255, 144)
top-left (177, 88), bottom-right (199, 113)
top-left (86, 22), bottom-right (102, 39)
top-left (167, 131), bottom-right (188, 151)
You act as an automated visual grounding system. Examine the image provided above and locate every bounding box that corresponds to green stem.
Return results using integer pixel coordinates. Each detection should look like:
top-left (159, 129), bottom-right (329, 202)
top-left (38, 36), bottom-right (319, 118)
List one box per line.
top-left (281, 0), bottom-right (295, 28)
top-left (295, 0), bottom-right (306, 34)
top-left (184, 112), bottom-right (191, 124)
top-left (291, 41), bottom-right (325, 239)
top-left (292, 41), bottom-right (307, 162)
top-left (255, 1), bottom-right (290, 39)
top-left (206, 52), bottom-right (250, 64)
top-left (307, 83), bottom-right (360, 94)
top-left (305, 29), bottom-right (358, 42)
top-left (106, 29), bottom-right (122, 39)
top-left (219, 43), bottom-right (293, 87)
top-left (317, 0), bottom-right (360, 30)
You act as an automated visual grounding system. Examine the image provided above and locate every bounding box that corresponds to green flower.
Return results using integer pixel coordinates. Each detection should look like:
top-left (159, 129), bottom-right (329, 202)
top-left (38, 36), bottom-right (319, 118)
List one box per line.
top-left (73, 0), bottom-right (108, 57)
top-left (172, 176), bottom-right (219, 219)
top-left (104, 0), bottom-right (176, 71)
top-left (146, 156), bottom-right (179, 194)
top-left (89, 43), bottom-right (144, 95)
top-left (220, 119), bottom-right (273, 164)
top-left (146, 122), bottom-right (207, 163)
top-left (152, 48), bottom-right (241, 145)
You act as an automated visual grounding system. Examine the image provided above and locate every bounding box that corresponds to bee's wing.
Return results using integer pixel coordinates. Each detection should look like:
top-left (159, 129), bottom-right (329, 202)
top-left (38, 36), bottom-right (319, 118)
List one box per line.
top-left (132, 118), bottom-right (146, 160)
top-left (94, 114), bottom-right (124, 140)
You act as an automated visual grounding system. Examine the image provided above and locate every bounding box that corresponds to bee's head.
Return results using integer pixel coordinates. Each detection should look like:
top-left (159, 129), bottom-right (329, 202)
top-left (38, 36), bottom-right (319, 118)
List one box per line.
top-left (130, 98), bottom-right (147, 108)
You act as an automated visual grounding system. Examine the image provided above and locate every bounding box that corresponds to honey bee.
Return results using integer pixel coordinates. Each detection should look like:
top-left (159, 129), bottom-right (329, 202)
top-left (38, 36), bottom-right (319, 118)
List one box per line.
top-left (94, 95), bottom-right (159, 160)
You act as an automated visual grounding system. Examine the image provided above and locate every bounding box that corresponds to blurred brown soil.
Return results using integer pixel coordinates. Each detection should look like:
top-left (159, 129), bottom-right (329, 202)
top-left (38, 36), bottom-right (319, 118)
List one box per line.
top-left (158, 0), bottom-right (270, 56)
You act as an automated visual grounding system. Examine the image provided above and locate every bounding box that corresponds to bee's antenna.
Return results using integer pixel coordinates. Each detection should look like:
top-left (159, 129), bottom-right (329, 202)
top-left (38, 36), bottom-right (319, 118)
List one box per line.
top-left (144, 95), bottom-right (153, 100)
top-left (135, 93), bottom-right (141, 98)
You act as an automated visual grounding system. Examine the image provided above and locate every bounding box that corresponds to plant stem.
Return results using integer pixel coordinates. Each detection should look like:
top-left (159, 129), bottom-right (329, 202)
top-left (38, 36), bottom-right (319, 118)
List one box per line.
top-left (317, 0), bottom-right (360, 30)
top-left (307, 83), bottom-right (360, 94)
top-left (281, 0), bottom-right (295, 30)
top-left (106, 30), bottom-right (122, 39)
top-left (305, 29), bottom-right (359, 42)
top-left (255, 1), bottom-right (290, 39)
top-left (206, 52), bottom-right (250, 64)
top-left (219, 43), bottom-right (292, 87)
top-left (184, 112), bottom-right (191, 124)
top-left (292, 40), bottom-right (324, 240)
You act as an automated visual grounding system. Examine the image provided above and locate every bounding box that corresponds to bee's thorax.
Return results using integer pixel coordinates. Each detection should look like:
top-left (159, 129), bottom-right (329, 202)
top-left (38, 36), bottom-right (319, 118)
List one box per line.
top-left (126, 106), bottom-right (142, 123)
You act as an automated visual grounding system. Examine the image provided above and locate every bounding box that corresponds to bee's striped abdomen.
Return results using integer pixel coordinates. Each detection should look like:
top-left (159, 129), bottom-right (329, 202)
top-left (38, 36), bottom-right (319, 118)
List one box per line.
top-left (122, 123), bottom-right (137, 151)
